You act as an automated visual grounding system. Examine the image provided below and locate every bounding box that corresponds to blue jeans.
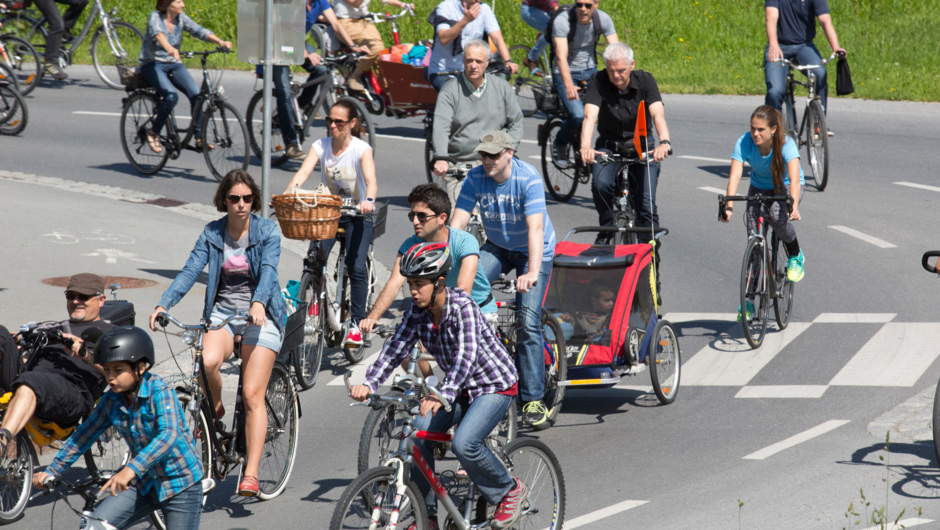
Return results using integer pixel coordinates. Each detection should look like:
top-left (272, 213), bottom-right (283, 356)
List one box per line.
top-left (316, 214), bottom-right (373, 322)
top-left (92, 481), bottom-right (203, 529)
top-left (478, 242), bottom-right (552, 402)
top-left (764, 43), bottom-right (828, 113)
top-left (141, 61), bottom-right (202, 138)
top-left (269, 45), bottom-right (329, 145)
top-left (411, 393), bottom-right (514, 517)
top-left (552, 67), bottom-right (596, 149)
top-left (520, 5), bottom-right (551, 64)
top-left (591, 147), bottom-right (661, 228)
top-left (429, 72), bottom-right (458, 92)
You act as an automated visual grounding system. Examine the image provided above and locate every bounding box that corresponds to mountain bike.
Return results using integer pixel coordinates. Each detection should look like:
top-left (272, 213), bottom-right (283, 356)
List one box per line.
top-left (0, 31), bottom-right (41, 95)
top-left (0, 0), bottom-right (143, 89)
top-left (780, 52), bottom-right (838, 191)
top-left (294, 201), bottom-right (383, 366)
top-left (355, 325), bottom-right (517, 476)
top-left (119, 47), bottom-right (249, 181)
top-left (154, 311), bottom-right (300, 500)
top-left (332, 374), bottom-right (565, 530)
top-left (0, 73), bottom-right (27, 135)
top-left (719, 193), bottom-right (795, 349)
top-left (921, 251), bottom-right (940, 468)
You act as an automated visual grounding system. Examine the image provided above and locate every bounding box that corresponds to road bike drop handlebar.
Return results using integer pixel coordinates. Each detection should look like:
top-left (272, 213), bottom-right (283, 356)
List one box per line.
top-left (922, 251), bottom-right (940, 274)
top-left (717, 193), bottom-right (793, 222)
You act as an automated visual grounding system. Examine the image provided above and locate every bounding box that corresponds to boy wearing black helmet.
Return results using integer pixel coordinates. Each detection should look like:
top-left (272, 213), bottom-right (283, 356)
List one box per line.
top-left (33, 326), bottom-right (205, 530)
top-left (349, 242), bottom-right (527, 530)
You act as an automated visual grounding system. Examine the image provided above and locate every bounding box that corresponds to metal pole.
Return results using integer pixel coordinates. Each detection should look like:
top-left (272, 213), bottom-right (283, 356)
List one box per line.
top-left (260, 0), bottom-right (274, 218)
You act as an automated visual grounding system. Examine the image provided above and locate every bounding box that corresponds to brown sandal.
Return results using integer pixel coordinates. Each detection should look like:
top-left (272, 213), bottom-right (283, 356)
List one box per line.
top-left (195, 139), bottom-right (215, 152)
top-left (146, 130), bottom-right (163, 154)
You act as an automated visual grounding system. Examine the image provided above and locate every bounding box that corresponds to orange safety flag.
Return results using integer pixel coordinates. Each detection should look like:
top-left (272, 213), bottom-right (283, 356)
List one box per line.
top-left (633, 100), bottom-right (647, 156)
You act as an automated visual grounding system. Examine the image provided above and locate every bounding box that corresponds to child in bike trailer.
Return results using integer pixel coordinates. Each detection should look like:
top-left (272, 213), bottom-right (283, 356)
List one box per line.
top-left (33, 327), bottom-right (204, 530)
top-left (722, 104), bottom-right (806, 321)
top-left (350, 242), bottom-right (527, 530)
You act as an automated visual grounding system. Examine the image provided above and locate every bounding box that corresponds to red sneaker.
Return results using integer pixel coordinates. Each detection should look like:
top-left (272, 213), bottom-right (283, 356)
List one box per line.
top-left (344, 324), bottom-right (363, 347)
top-left (491, 477), bottom-right (528, 529)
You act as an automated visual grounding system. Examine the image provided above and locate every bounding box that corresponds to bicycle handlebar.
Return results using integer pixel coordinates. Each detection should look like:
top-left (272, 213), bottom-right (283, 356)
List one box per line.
top-left (180, 46), bottom-right (232, 60)
top-left (778, 52), bottom-right (839, 71)
top-left (445, 163), bottom-right (476, 178)
top-left (594, 148), bottom-right (673, 166)
top-left (718, 194), bottom-right (793, 221)
top-left (155, 311), bottom-right (247, 333)
top-left (922, 251), bottom-right (940, 274)
top-left (343, 371), bottom-right (453, 413)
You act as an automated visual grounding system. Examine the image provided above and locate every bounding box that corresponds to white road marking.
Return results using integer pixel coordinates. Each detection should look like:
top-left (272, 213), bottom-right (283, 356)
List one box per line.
top-left (735, 385), bottom-right (828, 398)
top-left (328, 350), bottom-right (382, 385)
top-left (829, 323), bottom-right (940, 386)
top-left (829, 225), bottom-right (897, 248)
top-left (75, 111), bottom-right (122, 117)
top-left (814, 313), bottom-right (896, 323)
top-left (698, 186), bottom-right (726, 195)
top-left (661, 312), bottom-right (738, 325)
top-left (563, 500), bottom-right (649, 529)
top-left (679, 155), bottom-right (729, 164)
top-left (895, 181), bottom-right (940, 193)
top-left (743, 419), bottom-right (849, 460)
top-left (682, 322), bottom-right (811, 386)
top-left (865, 519), bottom-right (935, 530)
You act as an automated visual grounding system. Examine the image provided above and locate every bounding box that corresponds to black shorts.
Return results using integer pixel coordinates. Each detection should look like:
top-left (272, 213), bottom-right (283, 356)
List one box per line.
top-left (13, 370), bottom-right (95, 427)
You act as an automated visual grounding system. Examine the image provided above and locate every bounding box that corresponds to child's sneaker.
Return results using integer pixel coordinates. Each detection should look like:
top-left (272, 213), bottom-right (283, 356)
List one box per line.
top-left (737, 300), bottom-right (755, 322)
top-left (787, 250), bottom-right (805, 282)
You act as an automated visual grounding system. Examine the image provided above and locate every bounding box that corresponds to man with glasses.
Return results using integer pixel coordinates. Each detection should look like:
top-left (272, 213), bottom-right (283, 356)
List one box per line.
top-left (431, 39), bottom-right (523, 211)
top-left (0, 273), bottom-right (115, 461)
top-left (359, 183), bottom-right (496, 378)
top-left (451, 131), bottom-right (557, 429)
top-left (549, 0), bottom-right (617, 167)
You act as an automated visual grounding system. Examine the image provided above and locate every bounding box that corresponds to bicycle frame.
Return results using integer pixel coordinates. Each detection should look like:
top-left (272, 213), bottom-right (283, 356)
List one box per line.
top-left (162, 50), bottom-right (227, 150)
top-left (781, 54), bottom-right (835, 139)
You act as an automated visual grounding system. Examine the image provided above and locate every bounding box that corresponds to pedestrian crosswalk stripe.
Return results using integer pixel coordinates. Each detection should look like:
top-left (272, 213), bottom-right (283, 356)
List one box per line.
top-left (735, 385), bottom-right (828, 398)
top-left (813, 313), bottom-right (896, 323)
top-left (829, 323), bottom-right (940, 387)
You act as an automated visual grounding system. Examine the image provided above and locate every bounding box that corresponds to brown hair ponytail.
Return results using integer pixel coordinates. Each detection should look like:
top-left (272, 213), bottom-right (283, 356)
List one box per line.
top-left (751, 105), bottom-right (786, 193)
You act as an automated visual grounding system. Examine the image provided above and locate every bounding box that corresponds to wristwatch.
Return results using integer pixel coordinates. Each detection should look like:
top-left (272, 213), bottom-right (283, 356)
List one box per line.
top-left (365, 198), bottom-right (375, 203)
top-left (660, 140), bottom-right (671, 146)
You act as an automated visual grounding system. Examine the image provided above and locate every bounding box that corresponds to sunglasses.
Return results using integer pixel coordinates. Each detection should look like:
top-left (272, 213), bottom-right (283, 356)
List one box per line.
top-left (326, 117), bottom-right (349, 127)
top-left (575, 2), bottom-right (593, 7)
top-left (227, 194), bottom-right (254, 204)
top-left (407, 211), bottom-right (440, 223)
top-left (65, 292), bottom-right (98, 302)
top-left (479, 149), bottom-right (506, 161)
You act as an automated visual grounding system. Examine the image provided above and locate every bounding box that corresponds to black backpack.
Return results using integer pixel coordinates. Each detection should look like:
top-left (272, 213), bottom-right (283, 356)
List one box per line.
top-left (545, 4), bottom-right (602, 69)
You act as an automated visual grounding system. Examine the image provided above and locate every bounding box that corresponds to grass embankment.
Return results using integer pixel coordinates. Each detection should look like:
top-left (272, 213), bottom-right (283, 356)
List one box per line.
top-left (78, 0), bottom-right (939, 101)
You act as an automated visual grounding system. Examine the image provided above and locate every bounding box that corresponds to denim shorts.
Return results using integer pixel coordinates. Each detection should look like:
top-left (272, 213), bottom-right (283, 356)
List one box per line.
top-left (209, 303), bottom-right (283, 352)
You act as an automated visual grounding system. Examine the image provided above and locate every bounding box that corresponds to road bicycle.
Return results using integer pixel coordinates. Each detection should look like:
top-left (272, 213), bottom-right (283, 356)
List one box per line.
top-left (719, 193), bottom-right (795, 349)
top-left (0, 73), bottom-right (27, 135)
top-left (538, 80), bottom-right (590, 202)
top-left (294, 201), bottom-right (383, 366)
top-left (246, 52), bottom-right (376, 167)
top-left (355, 325), bottom-right (517, 476)
top-left (593, 149), bottom-right (672, 245)
top-left (490, 276), bottom-right (567, 430)
top-left (0, 0), bottom-right (142, 89)
top-left (921, 251), bottom-right (940, 468)
top-left (154, 311), bottom-right (300, 500)
top-left (780, 52), bottom-right (838, 191)
top-left (508, 42), bottom-right (551, 118)
top-left (332, 374), bottom-right (565, 530)
top-left (119, 47), bottom-right (249, 181)
top-left (0, 30), bottom-right (41, 96)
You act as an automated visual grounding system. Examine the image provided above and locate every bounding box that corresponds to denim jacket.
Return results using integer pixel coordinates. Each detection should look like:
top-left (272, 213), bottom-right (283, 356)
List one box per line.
top-left (158, 214), bottom-right (287, 330)
top-left (139, 10), bottom-right (213, 65)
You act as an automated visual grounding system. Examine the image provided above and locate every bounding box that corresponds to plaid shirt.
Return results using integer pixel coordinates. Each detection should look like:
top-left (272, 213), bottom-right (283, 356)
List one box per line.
top-left (364, 288), bottom-right (517, 403)
top-left (46, 372), bottom-right (202, 502)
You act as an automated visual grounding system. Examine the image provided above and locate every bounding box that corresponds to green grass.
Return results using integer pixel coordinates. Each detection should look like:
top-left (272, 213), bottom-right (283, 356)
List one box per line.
top-left (65, 0), bottom-right (940, 101)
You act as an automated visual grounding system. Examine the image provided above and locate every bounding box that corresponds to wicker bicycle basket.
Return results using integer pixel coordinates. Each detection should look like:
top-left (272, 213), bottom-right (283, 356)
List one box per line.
top-left (272, 190), bottom-right (343, 241)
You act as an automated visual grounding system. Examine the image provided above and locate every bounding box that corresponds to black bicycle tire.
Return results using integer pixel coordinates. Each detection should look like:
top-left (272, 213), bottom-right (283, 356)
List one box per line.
top-left (648, 320), bottom-right (681, 404)
top-left (0, 432), bottom-right (34, 523)
top-left (90, 21), bottom-right (144, 90)
top-left (806, 99), bottom-right (829, 191)
top-left (932, 377), bottom-right (940, 468)
top-left (120, 91), bottom-right (169, 173)
top-left (0, 63), bottom-right (20, 93)
top-left (538, 310), bottom-right (567, 429)
top-left (174, 389), bottom-right (214, 485)
top-left (256, 362), bottom-right (300, 500)
top-left (246, 89), bottom-right (290, 167)
top-left (740, 237), bottom-right (768, 349)
top-left (0, 83), bottom-right (28, 136)
top-left (540, 120), bottom-right (578, 202)
top-left (329, 465), bottom-right (428, 530)
top-left (201, 99), bottom-right (250, 181)
top-left (82, 425), bottom-right (130, 480)
top-left (772, 233), bottom-right (794, 329)
top-left (0, 35), bottom-right (40, 96)
top-left (294, 271), bottom-right (326, 390)
top-left (356, 391), bottom-right (406, 475)
top-left (499, 438), bottom-right (566, 530)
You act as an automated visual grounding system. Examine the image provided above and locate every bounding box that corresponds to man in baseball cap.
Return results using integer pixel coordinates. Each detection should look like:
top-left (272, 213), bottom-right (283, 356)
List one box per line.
top-left (65, 273), bottom-right (105, 297)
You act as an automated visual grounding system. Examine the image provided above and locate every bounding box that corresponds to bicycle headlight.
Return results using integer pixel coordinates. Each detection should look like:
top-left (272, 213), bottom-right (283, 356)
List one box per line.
top-left (181, 330), bottom-right (197, 346)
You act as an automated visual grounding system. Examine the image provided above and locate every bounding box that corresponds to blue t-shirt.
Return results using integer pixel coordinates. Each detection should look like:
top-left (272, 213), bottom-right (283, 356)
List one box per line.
top-left (399, 228), bottom-right (496, 314)
top-left (455, 158), bottom-right (556, 260)
top-left (731, 132), bottom-right (805, 189)
top-left (306, 0), bottom-right (331, 33)
top-left (766, 0), bottom-right (830, 46)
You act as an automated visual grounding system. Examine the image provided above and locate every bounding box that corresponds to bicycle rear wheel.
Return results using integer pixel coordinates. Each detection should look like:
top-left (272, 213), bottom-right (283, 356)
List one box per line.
top-left (539, 311), bottom-right (567, 429)
top-left (201, 100), bottom-right (249, 182)
top-left (256, 362), bottom-right (299, 500)
top-left (83, 426), bottom-right (129, 480)
top-left (120, 91), bottom-right (168, 174)
top-left (330, 465), bottom-right (427, 530)
top-left (0, 35), bottom-right (40, 96)
top-left (740, 237), bottom-right (768, 349)
top-left (90, 21), bottom-right (144, 90)
top-left (540, 120), bottom-right (578, 202)
top-left (772, 233), bottom-right (794, 329)
top-left (246, 89), bottom-right (291, 167)
top-left (0, 432), bottom-right (34, 524)
top-left (295, 271), bottom-right (326, 390)
top-left (0, 83), bottom-right (27, 136)
top-left (648, 320), bottom-right (681, 404)
top-left (499, 438), bottom-right (566, 530)
top-left (805, 99), bottom-right (829, 191)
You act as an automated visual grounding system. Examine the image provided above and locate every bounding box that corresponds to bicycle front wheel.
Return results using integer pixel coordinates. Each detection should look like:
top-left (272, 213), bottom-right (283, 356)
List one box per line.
top-left (740, 237), bottom-right (768, 349)
top-left (499, 438), bottom-right (566, 530)
top-left (772, 233), bottom-right (794, 329)
top-left (83, 426), bottom-right (130, 480)
top-left (357, 393), bottom-right (406, 475)
top-left (540, 120), bottom-right (578, 202)
top-left (330, 465), bottom-right (428, 530)
top-left (0, 35), bottom-right (41, 96)
top-left (539, 311), bottom-right (568, 429)
top-left (0, 83), bottom-right (28, 136)
top-left (246, 89), bottom-right (290, 167)
top-left (0, 432), bottom-right (34, 523)
top-left (805, 99), bottom-right (829, 191)
top-left (175, 389), bottom-right (214, 484)
top-left (256, 362), bottom-right (299, 500)
top-left (295, 271), bottom-right (326, 390)
top-left (201, 100), bottom-right (249, 182)
top-left (90, 21), bottom-right (144, 90)
top-left (120, 91), bottom-right (168, 174)
top-left (648, 320), bottom-right (681, 404)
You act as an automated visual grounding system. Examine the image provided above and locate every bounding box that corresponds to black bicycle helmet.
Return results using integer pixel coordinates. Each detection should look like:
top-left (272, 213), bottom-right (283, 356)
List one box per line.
top-left (94, 326), bottom-right (155, 367)
top-left (400, 242), bottom-right (452, 280)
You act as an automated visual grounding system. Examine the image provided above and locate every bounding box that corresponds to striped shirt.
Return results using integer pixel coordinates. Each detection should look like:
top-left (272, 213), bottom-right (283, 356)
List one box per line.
top-left (455, 158), bottom-right (556, 260)
top-left (364, 288), bottom-right (517, 403)
top-left (46, 372), bottom-right (202, 502)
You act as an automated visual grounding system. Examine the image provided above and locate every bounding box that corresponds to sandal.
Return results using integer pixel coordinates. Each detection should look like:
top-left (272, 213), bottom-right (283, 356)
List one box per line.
top-left (0, 429), bottom-right (14, 461)
top-left (146, 130), bottom-right (163, 154)
top-left (237, 475), bottom-right (259, 497)
top-left (195, 139), bottom-right (215, 152)
top-left (524, 58), bottom-right (544, 78)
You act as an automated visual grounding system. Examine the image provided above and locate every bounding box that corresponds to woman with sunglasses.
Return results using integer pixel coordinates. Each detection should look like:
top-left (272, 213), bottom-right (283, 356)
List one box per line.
top-left (286, 99), bottom-right (377, 347)
top-left (147, 170), bottom-right (287, 497)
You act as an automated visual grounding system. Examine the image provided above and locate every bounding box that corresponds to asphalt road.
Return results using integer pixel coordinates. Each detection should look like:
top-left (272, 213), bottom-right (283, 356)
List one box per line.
top-left (3, 65), bottom-right (940, 529)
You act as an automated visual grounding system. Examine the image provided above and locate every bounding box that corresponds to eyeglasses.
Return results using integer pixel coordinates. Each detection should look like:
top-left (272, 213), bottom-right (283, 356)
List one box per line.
top-left (479, 149), bottom-right (507, 161)
top-left (65, 292), bottom-right (98, 302)
top-left (575, 2), bottom-right (593, 8)
top-left (227, 194), bottom-right (254, 204)
top-left (326, 117), bottom-right (349, 127)
top-left (407, 211), bottom-right (440, 223)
